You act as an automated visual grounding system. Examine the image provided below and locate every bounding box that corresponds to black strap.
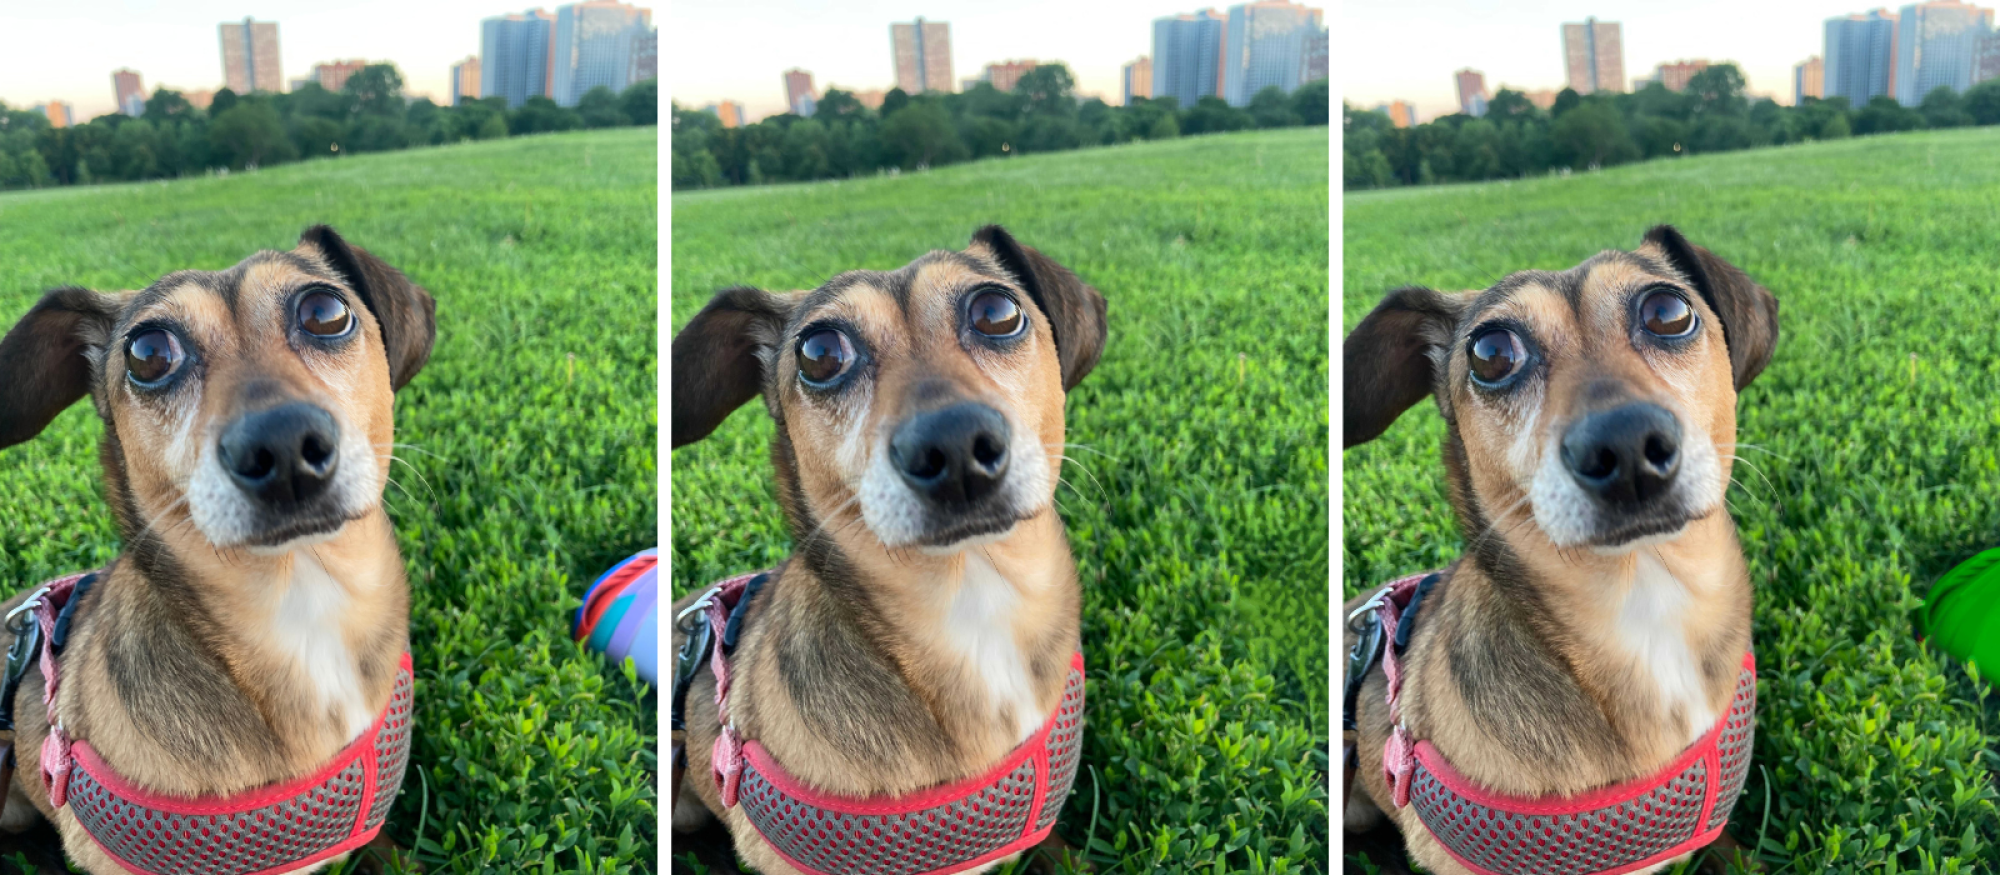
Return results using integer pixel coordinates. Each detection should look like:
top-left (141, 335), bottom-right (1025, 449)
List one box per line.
top-left (51, 572), bottom-right (96, 652)
top-left (1340, 573), bottom-right (1440, 734)
top-left (670, 572), bottom-right (769, 734)
top-left (721, 573), bottom-right (767, 654)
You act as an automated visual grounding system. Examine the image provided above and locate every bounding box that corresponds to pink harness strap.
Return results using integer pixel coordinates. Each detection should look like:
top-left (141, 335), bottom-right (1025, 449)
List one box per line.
top-left (23, 573), bottom-right (415, 875)
top-left (1367, 572), bottom-right (1758, 875)
top-left (695, 572), bottom-right (1088, 875)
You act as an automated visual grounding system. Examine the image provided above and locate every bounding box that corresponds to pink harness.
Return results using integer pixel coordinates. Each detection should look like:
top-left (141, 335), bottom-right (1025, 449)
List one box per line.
top-left (1365, 572), bottom-right (1756, 875)
top-left (691, 572), bottom-right (1086, 875)
top-left (14, 572), bottom-right (414, 875)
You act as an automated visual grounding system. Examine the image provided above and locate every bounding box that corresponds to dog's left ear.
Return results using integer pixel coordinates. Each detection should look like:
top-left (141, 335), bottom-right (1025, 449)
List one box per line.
top-left (1642, 225), bottom-right (1779, 390)
top-left (299, 226), bottom-right (438, 391)
top-left (970, 226), bottom-right (1108, 390)
top-left (0, 287), bottom-right (121, 450)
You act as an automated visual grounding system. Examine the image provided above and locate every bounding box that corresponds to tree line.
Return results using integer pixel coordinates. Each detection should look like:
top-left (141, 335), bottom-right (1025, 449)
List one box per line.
top-left (672, 62), bottom-right (1331, 189)
top-left (1346, 63), bottom-right (2000, 189)
top-left (0, 64), bottom-right (659, 190)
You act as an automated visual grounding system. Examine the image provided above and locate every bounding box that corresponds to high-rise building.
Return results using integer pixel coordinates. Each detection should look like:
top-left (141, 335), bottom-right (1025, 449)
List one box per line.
top-left (451, 57), bottom-right (482, 105)
top-left (629, 26), bottom-right (658, 83)
top-left (1152, 9), bottom-right (1226, 106)
top-left (1455, 68), bottom-right (1489, 116)
top-left (1795, 56), bottom-right (1826, 101)
top-left (891, 18), bottom-right (954, 93)
top-left (1375, 100), bottom-right (1415, 128)
top-left (981, 60), bottom-right (1039, 93)
top-left (1524, 89), bottom-right (1560, 110)
top-left (551, 1), bottom-right (655, 106)
top-left (705, 101), bottom-right (743, 128)
top-left (313, 60), bottom-right (369, 93)
top-left (1825, 9), bottom-right (1900, 105)
top-left (1302, 27), bottom-right (1328, 84)
top-left (1122, 57), bottom-right (1154, 105)
top-left (1646, 59), bottom-right (1711, 92)
top-left (219, 17), bottom-right (283, 94)
top-left (1222, 1), bottom-right (1324, 106)
top-left (113, 69), bottom-right (146, 117)
top-left (1895, 0), bottom-right (1996, 104)
top-left (1980, 31), bottom-right (2000, 81)
top-left (784, 68), bottom-right (817, 116)
top-left (36, 102), bottom-right (73, 128)
top-left (1561, 17), bottom-right (1625, 94)
top-left (482, 9), bottom-right (556, 107)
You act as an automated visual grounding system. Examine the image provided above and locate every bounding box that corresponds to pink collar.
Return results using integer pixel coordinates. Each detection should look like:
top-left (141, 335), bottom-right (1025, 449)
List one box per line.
top-left (24, 572), bottom-right (414, 875)
top-left (695, 571), bottom-right (1086, 875)
top-left (1368, 572), bottom-right (1757, 875)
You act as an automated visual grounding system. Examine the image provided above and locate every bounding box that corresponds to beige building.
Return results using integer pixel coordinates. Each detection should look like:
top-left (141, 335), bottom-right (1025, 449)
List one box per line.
top-left (1454, 68), bottom-right (1488, 115)
top-left (1377, 100), bottom-right (1415, 128)
top-left (219, 17), bottom-right (284, 93)
top-left (891, 17), bottom-right (954, 93)
top-left (314, 60), bottom-right (370, 93)
top-left (1561, 17), bottom-right (1624, 94)
top-left (1122, 57), bottom-right (1153, 105)
top-left (784, 68), bottom-right (816, 115)
top-left (113, 69), bottom-right (145, 116)
top-left (981, 59), bottom-right (1038, 93)
top-left (451, 57), bottom-right (482, 105)
top-left (708, 100), bottom-right (743, 128)
top-left (1646, 59), bottom-right (1710, 92)
top-left (1524, 89), bottom-right (1559, 110)
top-left (1794, 56), bottom-right (1825, 102)
top-left (39, 101), bottom-right (73, 128)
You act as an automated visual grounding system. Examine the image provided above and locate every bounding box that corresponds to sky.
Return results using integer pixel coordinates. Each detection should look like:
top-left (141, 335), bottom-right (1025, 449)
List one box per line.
top-left (1343, 0), bottom-right (1862, 121)
top-left (669, 0), bottom-right (1179, 121)
top-left (0, 0), bottom-right (542, 120)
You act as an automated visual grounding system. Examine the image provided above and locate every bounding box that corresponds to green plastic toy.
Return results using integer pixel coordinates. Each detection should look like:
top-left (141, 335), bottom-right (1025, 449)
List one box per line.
top-left (1922, 548), bottom-right (2000, 677)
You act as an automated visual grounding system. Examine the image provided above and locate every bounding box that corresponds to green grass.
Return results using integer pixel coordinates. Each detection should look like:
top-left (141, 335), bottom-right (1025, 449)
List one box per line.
top-left (671, 128), bottom-right (1331, 872)
top-left (0, 129), bottom-right (657, 873)
top-left (1344, 126), bottom-right (2000, 873)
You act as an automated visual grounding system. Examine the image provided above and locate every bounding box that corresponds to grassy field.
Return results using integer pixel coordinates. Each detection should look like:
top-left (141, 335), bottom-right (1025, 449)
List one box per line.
top-left (671, 128), bottom-right (1331, 872)
top-left (1344, 127), bottom-right (2000, 873)
top-left (0, 129), bottom-right (657, 873)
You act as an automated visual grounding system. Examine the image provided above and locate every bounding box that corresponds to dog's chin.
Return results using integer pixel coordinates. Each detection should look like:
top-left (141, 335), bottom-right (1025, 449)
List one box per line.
top-left (232, 508), bottom-right (362, 556)
top-left (913, 516), bottom-right (1023, 556)
top-left (1581, 505), bottom-right (1714, 555)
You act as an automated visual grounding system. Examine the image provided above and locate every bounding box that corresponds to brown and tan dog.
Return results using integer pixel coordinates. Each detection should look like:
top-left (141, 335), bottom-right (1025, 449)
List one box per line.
top-left (1341, 226), bottom-right (1778, 874)
top-left (669, 226), bottom-right (1106, 874)
top-left (0, 227), bottom-right (434, 874)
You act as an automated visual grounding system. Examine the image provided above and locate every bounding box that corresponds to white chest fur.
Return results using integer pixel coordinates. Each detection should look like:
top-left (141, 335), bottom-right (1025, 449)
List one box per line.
top-left (1613, 554), bottom-right (1714, 741)
top-left (276, 552), bottom-right (374, 740)
top-left (944, 555), bottom-right (1045, 742)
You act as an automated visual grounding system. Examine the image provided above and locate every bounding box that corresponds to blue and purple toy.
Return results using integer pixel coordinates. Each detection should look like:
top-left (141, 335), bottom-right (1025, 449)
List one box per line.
top-left (574, 548), bottom-right (659, 685)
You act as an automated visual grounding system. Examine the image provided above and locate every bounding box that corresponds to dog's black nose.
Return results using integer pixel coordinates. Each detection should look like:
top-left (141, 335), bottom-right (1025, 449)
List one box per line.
top-left (1560, 403), bottom-right (1681, 505)
top-left (890, 403), bottom-right (1011, 506)
top-left (219, 403), bottom-right (341, 505)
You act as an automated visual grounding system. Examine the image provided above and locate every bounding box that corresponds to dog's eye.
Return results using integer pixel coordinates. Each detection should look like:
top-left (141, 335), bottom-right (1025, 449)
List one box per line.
top-left (797, 328), bottom-right (855, 386)
top-left (298, 291), bottom-right (354, 338)
top-left (1639, 291), bottom-right (1696, 338)
top-left (125, 329), bottom-right (185, 387)
top-left (969, 291), bottom-right (1024, 337)
top-left (1468, 328), bottom-right (1526, 386)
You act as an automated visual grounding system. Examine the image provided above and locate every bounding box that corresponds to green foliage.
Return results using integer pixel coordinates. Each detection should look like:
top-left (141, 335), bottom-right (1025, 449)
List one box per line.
top-left (0, 68), bottom-right (658, 191)
top-left (672, 129), bottom-right (1331, 872)
top-left (1344, 128), bottom-right (2000, 872)
top-left (669, 61), bottom-right (1330, 189)
top-left (0, 129), bottom-right (658, 873)
top-left (1344, 61), bottom-right (2000, 189)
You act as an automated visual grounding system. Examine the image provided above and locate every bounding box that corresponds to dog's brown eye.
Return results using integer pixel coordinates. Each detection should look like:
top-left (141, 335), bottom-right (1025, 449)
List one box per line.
top-left (1468, 328), bottom-right (1526, 386)
top-left (297, 291), bottom-right (353, 337)
top-left (797, 329), bottom-right (855, 386)
top-left (125, 329), bottom-right (185, 386)
top-left (969, 291), bottom-right (1023, 337)
top-left (1639, 291), bottom-right (1695, 337)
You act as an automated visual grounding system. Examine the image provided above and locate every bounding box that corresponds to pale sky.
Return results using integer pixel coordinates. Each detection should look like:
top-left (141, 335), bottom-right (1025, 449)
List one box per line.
top-left (0, 1), bottom-right (584, 121)
top-left (1344, 0), bottom-right (1859, 121)
top-left (669, 0), bottom-right (1192, 121)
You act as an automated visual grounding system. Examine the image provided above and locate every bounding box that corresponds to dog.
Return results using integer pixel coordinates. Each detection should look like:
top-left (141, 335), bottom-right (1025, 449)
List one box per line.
top-left (1341, 226), bottom-right (1778, 875)
top-left (0, 226), bottom-right (435, 874)
top-left (668, 226), bottom-right (1106, 875)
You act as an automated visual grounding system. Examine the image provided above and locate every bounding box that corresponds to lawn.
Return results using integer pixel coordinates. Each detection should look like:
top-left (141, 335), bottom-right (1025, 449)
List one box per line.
top-left (1343, 127), bottom-right (2000, 873)
top-left (671, 128), bottom-right (1331, 873)
top-left (0, 128), bottom-right (657, 873)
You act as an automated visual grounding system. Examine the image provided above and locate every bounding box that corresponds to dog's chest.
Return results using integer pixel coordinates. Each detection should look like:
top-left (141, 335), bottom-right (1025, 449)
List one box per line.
top-left (1612, 555), bottom-right (1714, 742)
top-left (274, 552), bottom-right (374, 740)
top-left (943, 556), bottom-right (1045, 743)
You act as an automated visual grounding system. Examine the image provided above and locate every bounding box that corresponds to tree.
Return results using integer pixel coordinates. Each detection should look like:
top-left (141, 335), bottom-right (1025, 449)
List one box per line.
top-left (1966, 79), bottom-right (2000, 125)
top-left (1853, 95), bottom-right (1921, 134)
top-left (210, 88), bottom-right (241, 117)
top-left (1685, 64), bottom-right (1748, 117)
top-left (1180, 96), bottom-right (1251, 135)
top-left (622, 79), bottom-right (658, 125)
top-left (577, 86), bottom-right (630, 128)
top-left (510, 96), bottom-right (579, 134)
top-left (1015, 64), bottom-right (1077, 118)
top-left (209, 101), bottom-right (294, 167)
top-left (814, 89), bottom-right (865, 121)
top-left (1919, 86), bottom-right (1973, 128)
top-left (343, 64), bottom-right (406, 118)
top-left (143, 89), bottom-right (194, 123)
top-left (878, 99), bottom-right (964, 168)
top-left (1248, 86), bottom-right (1301, 128)
top-left (292, 117), bottom-right (343, 158)
top-left (1551, 99), bottom-right (1637, 168)
top-left (1293, 79), bottom-right (1330, 125)
top-left (880, 88), bottom-right (911, 119)
top-left (1486, 88), bottom-right (1540, 121)
top-left (1551, 87), bottom-right (1581, 118)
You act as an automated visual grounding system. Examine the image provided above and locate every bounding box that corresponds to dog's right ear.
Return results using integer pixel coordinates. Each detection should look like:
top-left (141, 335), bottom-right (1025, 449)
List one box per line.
top-left (0, 287), bottom-right (120, 450)
top-left (672, 286), bottom-right (793, 449)
top-left (1343, 286), bottom-right (1466, 449)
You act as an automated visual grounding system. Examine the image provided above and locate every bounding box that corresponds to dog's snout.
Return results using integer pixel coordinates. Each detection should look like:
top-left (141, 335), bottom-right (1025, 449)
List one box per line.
top-left (219, 403), bottom-right (341, 505)
top-left (890, 403), bottom-right (1011, 506)
top-left (1560, 403), bottom-right (1681, 506)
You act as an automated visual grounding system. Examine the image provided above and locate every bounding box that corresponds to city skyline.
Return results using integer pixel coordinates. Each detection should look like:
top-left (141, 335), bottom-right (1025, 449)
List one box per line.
top-left (670, 0), bottom-right (1178, 122)
top-left (0, 1), bottom-right (547, 121)
top-left (1344, 0), bottom-right (1888, 119)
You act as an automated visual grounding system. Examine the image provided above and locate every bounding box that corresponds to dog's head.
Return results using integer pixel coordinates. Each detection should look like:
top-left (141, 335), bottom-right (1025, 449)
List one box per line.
top-left (1344, 226), bottom-right (1777, 554)
top-left (672, 226), bottom-right (1107, 554)
top-left (0, 226), bottom-right (436, 553)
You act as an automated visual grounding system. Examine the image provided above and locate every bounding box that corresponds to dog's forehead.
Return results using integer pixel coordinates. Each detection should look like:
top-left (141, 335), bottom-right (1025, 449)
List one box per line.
top-left (1463, 251), bottom-right (1680, 332)
top-left (788, 250), bottom-right (1008, 331)
top-left (122, 250), bottom-right (335, 328)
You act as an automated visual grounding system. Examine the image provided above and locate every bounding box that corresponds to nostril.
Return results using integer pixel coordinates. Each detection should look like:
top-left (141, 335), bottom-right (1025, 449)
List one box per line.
top-left (301, 434), bottom-right (333, 470)
top-left (908, 447), bottom-right (948, 481)
top-left (236, 447), bottom-right (277, 481)
top-left (1579, 447), bottom-right (1618, 481)
top-left (971, 434), bottom-right (1006, 471)
top-left (1644, 434), bottom-right (1678, 469)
